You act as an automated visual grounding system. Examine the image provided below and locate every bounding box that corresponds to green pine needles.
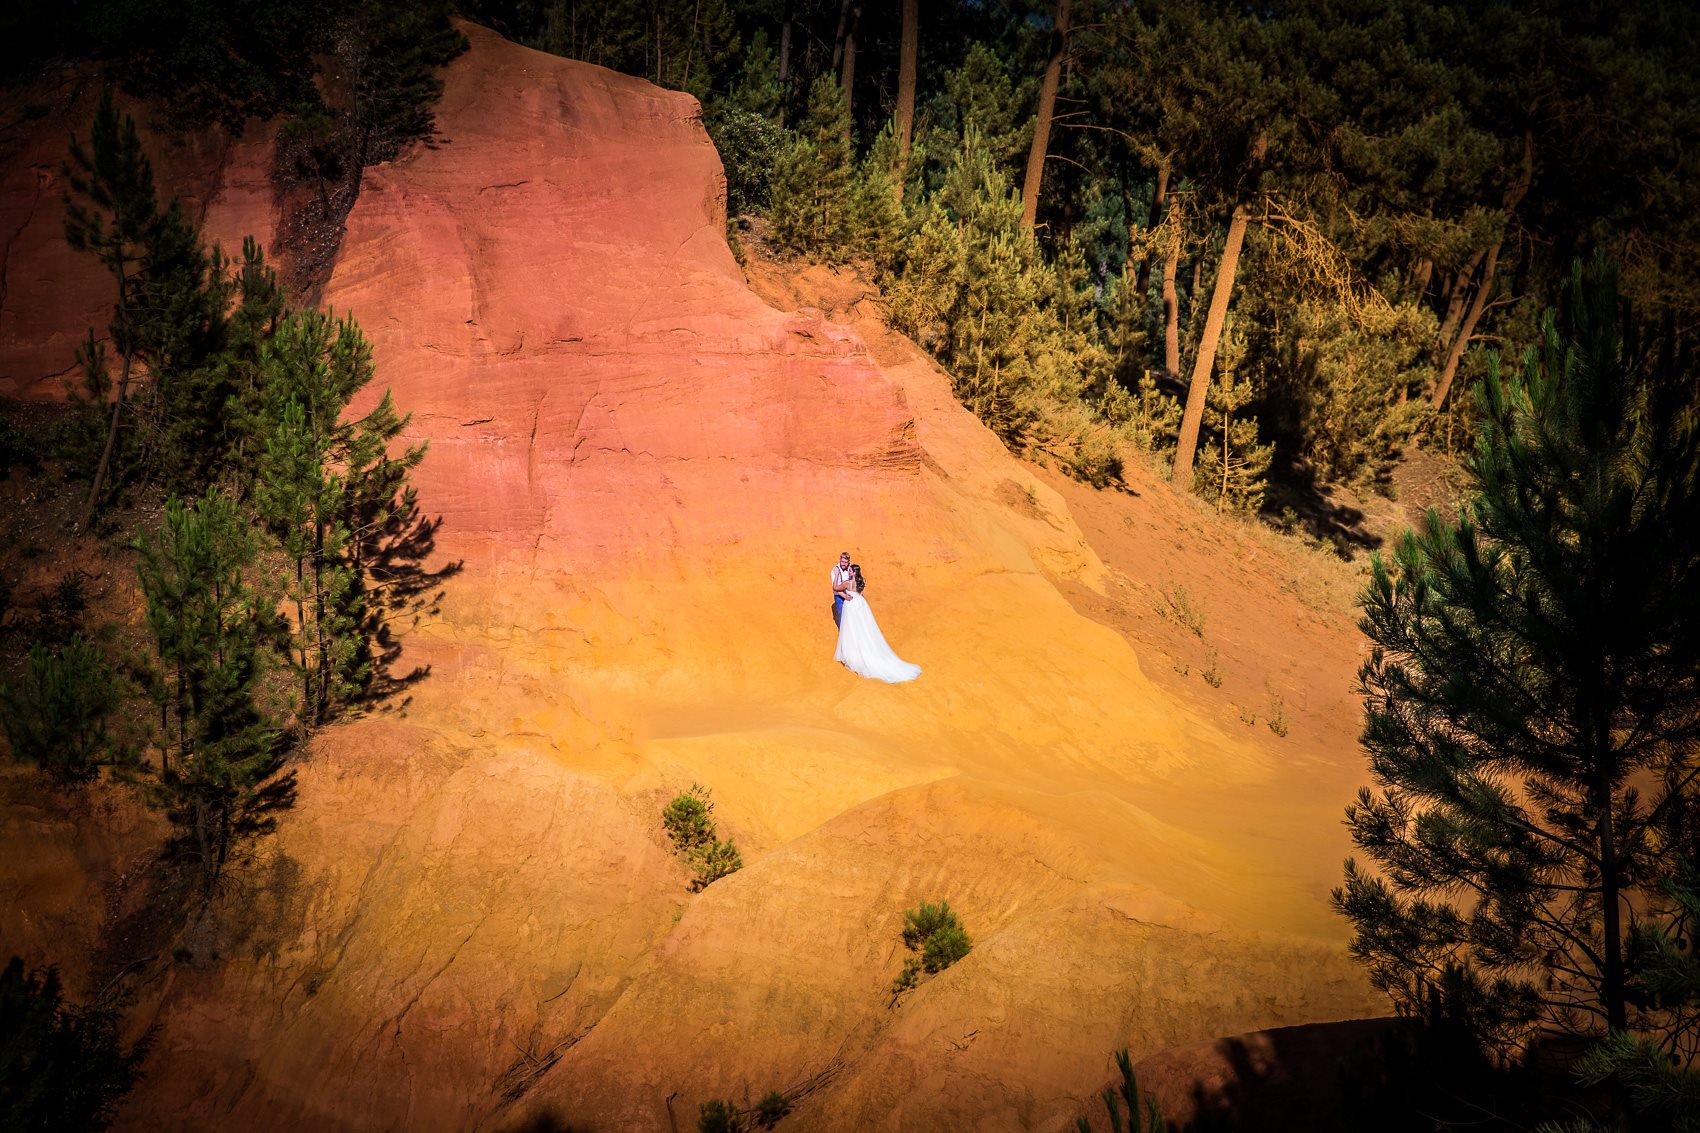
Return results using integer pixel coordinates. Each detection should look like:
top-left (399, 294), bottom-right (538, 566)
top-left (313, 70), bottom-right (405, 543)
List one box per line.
top-left (1194, 320), bottom-right (1271, 514)
top-left (254, 309), bottom-right (426, 726)
top-left (24, 99), bottom-right (439, 891)
top-left (890, 899), bottom-right (972, 1001)
top-left (136, 492), bottom-right (277, 887)
top-left (1076, 1049), bottom-right (1166, 1133)
top-left (662, 784), bottom-right (744, 891)
top-left (1335, 258), bottom-right (1700, 1058)
top-left (0, 636), bottom-right (122, 787)
top-left (768, 76), bottom-right (854, 258)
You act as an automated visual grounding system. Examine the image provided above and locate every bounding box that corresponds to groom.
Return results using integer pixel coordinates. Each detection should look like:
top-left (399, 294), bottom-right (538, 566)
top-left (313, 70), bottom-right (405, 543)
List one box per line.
top-left (831, 550), bottom-right (855, 627)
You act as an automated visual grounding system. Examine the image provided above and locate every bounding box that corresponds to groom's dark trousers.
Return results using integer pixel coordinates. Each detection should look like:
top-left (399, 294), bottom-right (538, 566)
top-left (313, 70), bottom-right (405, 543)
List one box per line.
top-left (833, 594), bottom-right (844, 626)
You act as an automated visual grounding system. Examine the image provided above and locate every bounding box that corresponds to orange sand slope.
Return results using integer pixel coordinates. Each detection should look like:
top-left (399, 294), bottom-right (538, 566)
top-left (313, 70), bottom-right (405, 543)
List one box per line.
top-left (1, 23), bottom-right (1384, 1131)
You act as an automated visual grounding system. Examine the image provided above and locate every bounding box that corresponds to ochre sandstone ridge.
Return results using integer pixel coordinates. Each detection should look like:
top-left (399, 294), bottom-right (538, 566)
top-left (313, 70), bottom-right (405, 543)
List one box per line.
top-left (4, 26), bottom-right (1382, 1131)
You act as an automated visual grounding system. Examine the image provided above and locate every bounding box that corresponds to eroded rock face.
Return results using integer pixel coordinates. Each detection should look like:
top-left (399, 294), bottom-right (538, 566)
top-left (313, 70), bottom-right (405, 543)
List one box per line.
top-left (0, 92), bottom-right (275, 398)
top-left (3, 25), bottom-right (1379, 1132)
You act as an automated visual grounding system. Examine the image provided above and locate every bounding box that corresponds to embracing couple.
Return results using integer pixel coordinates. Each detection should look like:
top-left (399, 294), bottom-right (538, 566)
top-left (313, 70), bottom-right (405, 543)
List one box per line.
top-left (831, 551), bottom-right (921, 683)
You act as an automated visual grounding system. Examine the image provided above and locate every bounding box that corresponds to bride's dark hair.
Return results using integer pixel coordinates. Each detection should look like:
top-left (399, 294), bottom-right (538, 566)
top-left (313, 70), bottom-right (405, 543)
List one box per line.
top-left (850, 563), bottom-right (866, 592)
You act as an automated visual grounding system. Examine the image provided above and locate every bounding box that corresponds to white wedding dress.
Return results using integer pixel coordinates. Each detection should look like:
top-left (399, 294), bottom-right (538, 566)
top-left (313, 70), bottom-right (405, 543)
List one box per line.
top-left (835, 593), bottom-right (921, 683)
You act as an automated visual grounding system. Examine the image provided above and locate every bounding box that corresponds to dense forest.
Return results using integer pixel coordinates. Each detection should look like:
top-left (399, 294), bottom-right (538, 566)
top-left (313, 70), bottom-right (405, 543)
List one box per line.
top-left (11, 0), bottom-right (1696, 516)
top-left (451, 0), bottom-right (1700, 519)
top-left (3, 2), bottom-right (1699, 1131)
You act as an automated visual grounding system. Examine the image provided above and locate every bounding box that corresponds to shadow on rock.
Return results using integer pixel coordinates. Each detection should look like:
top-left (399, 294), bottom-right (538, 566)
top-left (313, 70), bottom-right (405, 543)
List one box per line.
top-left (356, 505), bottom-right (462, 704)
top-left (1133, 1018), bottom-right (1398, 1133)
top-left (1139, 1012), bottom-right (1598, 1133)
top-left (494, 1108), bottom-right (598, 1133)
top-left (1261, 453), bottom-right (1384, 560)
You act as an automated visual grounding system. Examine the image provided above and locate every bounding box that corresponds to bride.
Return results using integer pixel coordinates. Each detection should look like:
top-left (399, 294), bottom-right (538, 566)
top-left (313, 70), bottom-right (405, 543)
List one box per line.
top-left (835, 564), bottom-right (921, 683)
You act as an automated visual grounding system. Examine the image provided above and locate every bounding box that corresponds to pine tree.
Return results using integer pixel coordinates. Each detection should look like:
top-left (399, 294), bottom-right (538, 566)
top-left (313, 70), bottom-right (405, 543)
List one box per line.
top-left (216, 238), bottom-right (288, 480)
top-left (1334, 260), bottom-right (1700, 1057)
top-left (849, 122), bottom-right (907, 269)
top-left (1194, 321), bottom-right (1271, 513)
top-left (768, 75), bottom-right (852, 257)
top-left (886, 131), bottom-right (1109, 450)
top-left (1557, 857), bottom-right (1700, 1130)
top-left (256, 398), bottom-right (349, 727)
top-left (64, 89), bottom-right (238, 513)
top-left (136, 491), bottom-right (276, 887)
top-left (253, 308), bottom-right (425, 724)
top-left (337, 0), bottom-right (468, 166)
top-left (135, 218), bottom-right (230, 496)
top-left (0, 956), bottom-right (146, 1132)
top-left (0, 636), bottom-right (121, 787)
top-left (63, 90), bottom-right (166, 528)
top-left (884, 199), bottom-right (964, 341)
top-left (1276, 297), bottom-right (1435, 492)
top-left (935, 42), bottom-right (1030, 173)
top-left (725, 29), bottom-right (783, 119)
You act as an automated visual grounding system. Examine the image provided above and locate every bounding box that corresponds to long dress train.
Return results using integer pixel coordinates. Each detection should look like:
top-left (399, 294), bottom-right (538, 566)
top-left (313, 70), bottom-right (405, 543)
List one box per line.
top-left (835, 594), bottom-right (921, 683)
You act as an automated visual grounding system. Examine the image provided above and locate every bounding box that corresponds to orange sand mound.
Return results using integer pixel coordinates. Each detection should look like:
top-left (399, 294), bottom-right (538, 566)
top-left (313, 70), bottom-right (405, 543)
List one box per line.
top-left (0, 24), bottom-right (1388, 1131)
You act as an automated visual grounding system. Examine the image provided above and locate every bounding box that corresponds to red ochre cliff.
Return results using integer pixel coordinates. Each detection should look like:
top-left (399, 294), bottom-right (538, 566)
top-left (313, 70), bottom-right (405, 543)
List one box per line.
top-left (0, 23), bottom-right (1383, 1131)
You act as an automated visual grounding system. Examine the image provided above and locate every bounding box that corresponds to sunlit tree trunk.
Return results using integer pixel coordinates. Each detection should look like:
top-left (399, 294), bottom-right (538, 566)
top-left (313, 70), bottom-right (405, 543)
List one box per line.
top-left (1020, 0), bottom-right (1071, 229)
top-left (1161, 203), bottom-right (1182, 380)
top-left (1174, 129), bottom-right (1267, 489)
top-left (897, 0), bottom-right (918, 159)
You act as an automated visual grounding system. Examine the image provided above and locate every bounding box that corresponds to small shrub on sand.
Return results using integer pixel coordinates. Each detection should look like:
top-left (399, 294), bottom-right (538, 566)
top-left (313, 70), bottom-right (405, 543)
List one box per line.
top-left (1201, 649), bottom-right (1222, 688)
top-left (699, 1098), bottom-right (744, 1133)
top-left (690, 838), bottom-right (744, 892)
top-left (663, 783), bottom-right (716, 853)
top-left (663, 784), bottom-right (743, 891)
top-left (891, 900), bottom-right (972, 1003)
top-left (753, 1091), bottom-right (791, 1127)
top-left (1159, 585), bottom-right (1207, 638)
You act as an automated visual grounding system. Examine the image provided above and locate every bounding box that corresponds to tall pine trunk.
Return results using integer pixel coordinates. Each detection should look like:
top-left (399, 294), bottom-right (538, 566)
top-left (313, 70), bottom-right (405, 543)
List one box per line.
top-left (778, 12), bottom-right (793, 125)
top-left (1020, 0), bottom-right (1071, 230)
top-left (1432, 249), bottom-right (1483, 360)
top-left (839, 2), bottom-right (861, 130)
top-left (1133, 165), bottom-right (1170, 304)
top-left (1430, 132), bottom-right (1534, 410)
top-left (81, 349), bottom-right (133, 531)
top-left (1429, 239), bottom-right (1500, 409)
top-left (682, 0), bottom-right (703, 87)
top-left (1410, 256), bottom-right (1433, 299)
top-left (896, 0), bottom-right (918, 159)
top-left (1174, 129), bottom-right (1267, 489)
top-left (831, 0), bottom-right (854, 72)
top-left (1161, 209), bottom-right (1182, 380)
top-left (80, 255), bottom-right (136, 532)
top-left (1598, 770), bottom-right (1628, 1033)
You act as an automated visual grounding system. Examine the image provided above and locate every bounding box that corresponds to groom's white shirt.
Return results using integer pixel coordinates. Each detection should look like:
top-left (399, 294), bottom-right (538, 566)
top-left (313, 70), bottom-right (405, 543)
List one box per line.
top-left (831, 563), bottom-right (853, 592)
